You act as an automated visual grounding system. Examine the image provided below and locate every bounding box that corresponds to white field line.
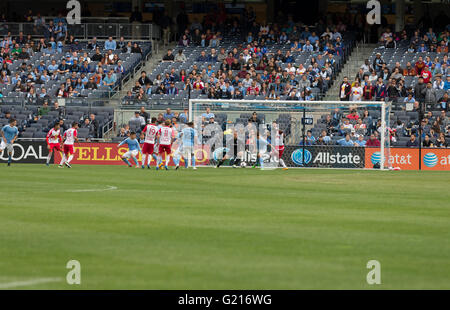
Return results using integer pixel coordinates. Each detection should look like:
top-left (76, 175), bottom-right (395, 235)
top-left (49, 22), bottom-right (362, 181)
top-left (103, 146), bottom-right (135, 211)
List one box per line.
top-left (0, 277), bottom-right (62, 289)
top-left (68, 185), bottom-right (118, 193)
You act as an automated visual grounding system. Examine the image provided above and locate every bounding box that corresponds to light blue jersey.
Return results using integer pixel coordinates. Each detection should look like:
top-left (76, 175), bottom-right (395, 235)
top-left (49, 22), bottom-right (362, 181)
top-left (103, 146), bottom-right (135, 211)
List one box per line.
top-left (179, 127), bottom-right (199, 147)
top-left (118, 137), bottom-right (142, 152)
top-left (2, 125), bottom-right (19, 144)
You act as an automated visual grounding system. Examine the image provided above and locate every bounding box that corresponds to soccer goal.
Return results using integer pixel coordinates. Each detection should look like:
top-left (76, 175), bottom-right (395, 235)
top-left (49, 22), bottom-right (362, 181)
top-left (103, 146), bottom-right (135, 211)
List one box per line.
top-left (188, 99), bottom-right (392, 170)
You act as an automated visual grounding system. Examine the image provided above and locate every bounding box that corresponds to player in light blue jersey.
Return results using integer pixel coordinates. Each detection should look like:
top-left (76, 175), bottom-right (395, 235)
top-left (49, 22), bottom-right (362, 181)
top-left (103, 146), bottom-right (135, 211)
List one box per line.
top-left (1, 119), bottom-right (19, 166)
top-left (252, 131), bottom-right (271, 169)
top-left (177, 122), bottom-right (200, 169)
top-left (117, 131), bottom-right (142, 168)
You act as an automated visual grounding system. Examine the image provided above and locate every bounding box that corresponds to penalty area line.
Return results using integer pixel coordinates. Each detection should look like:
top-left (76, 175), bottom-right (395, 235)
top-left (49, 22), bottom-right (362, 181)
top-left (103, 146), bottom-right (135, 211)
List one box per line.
top-left (0, 277), bottom-right (62, 289)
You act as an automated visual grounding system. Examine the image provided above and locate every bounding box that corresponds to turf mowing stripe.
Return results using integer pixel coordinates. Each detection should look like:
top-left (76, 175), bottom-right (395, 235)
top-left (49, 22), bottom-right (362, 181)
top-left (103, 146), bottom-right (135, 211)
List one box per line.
top-left (0, 277), bottom-right (62, 289)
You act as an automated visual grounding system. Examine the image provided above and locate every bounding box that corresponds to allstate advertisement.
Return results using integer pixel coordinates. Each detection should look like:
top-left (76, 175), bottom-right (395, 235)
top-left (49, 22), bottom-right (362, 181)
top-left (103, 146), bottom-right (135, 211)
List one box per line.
top-left (284, 146), bottom-right (366, 168)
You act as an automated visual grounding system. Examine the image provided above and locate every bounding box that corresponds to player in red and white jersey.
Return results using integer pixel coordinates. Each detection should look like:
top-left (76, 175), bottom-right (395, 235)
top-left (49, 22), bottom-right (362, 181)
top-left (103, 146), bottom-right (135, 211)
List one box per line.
top-left (271, 122), bottom-right (288, 170)
top-left (141, 117), bottom-right (159, 169)
top-left (157, 119), bottom-right (175, 170)
top-left (45, 123), bottom-right (63, 166)
top-left (59, 122), bottom-right (79, 168)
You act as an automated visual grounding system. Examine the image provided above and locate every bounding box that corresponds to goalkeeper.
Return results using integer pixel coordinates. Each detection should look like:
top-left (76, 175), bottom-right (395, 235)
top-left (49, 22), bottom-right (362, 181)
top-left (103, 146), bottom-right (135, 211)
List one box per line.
top-left (216, 129), bottom-right (245, 168)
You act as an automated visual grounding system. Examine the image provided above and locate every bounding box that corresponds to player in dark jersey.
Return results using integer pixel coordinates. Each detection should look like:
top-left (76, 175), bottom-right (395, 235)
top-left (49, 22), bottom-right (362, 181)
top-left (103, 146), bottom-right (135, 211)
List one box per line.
top-left (216, 130), bottom-right (244, 168)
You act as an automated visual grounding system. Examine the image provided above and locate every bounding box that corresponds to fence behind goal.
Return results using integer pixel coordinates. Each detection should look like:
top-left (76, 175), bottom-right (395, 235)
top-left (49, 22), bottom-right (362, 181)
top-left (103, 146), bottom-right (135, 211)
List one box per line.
top-left (188, 99), bottom-right (391, 170)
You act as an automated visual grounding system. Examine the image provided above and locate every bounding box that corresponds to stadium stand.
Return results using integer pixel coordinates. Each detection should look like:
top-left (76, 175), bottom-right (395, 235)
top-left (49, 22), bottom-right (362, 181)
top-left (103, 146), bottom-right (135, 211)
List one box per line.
top-left (122, 24), bottom-right (357, 107)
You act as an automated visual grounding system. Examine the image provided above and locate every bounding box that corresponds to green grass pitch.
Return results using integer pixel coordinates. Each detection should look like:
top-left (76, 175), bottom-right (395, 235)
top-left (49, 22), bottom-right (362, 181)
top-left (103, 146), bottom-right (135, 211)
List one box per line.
top-left (0, 164), bottom-right (449, 289)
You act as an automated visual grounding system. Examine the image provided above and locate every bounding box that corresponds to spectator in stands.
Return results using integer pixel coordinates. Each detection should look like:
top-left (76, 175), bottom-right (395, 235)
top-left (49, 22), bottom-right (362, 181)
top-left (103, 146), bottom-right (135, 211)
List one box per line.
top-left (351, 81), bottom-right (363, 101)
top-left (38, 100), bottom-right (49, 117)
top-left (354, 135), bottom-right (366, 147)
top-left (163, 108), bottom-right (175, 120)
top-left (103, 71), bottom-right (117, 90)
top-left (179, 34), bottom-right (190, 47)
top-left (138, 71), bottom-right (152, 86)
top-left (423, 82), bottom-right (437, 106)
top-left (366, 133), bottom-right (380, 147)
top-left (162, 49), bottom-right (175, 62)
top-left (105, 37), bottom-right (117, 51)
top-left (337, 134), bottom-right (354, 146)
top-left (406, 134), bottom-right (419, 147)
top-left (131, 43), bottom-right (142, 54)
top-left (435, 133), bottom-right (448, 148)
top-left (130, 111), bottom-right (146, 127)
top-left (175, 50), bottom-right (186, 62)
top-left (421, 66), bottom-right (432, 84)
top-left (415, 56), bottom-right (426, 76)
top-left (438, 93), bottom-right (449, 111)
top-left (373, 53), bottom-right (385, 73)
top-left (118, 125), bottom-right (130, 138)
top-left (339, 77), bottom-right (351, 101)
top-left (444, 75), bottom-right (450, 91)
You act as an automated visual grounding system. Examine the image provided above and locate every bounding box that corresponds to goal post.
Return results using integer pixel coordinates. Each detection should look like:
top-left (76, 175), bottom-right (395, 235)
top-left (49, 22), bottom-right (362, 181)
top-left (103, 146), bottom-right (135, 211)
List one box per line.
top-left (188, 99), bottom-right (392, 170)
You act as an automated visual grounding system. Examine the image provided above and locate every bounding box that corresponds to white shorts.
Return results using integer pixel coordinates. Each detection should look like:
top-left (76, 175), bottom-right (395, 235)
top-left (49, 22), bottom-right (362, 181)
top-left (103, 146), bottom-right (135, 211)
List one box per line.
top-left (0, 140), bottom-right (13, 153)
top-left (182, 145), bottom-right (194, 157)
top-left (123, 150), bottom-right (139, 158)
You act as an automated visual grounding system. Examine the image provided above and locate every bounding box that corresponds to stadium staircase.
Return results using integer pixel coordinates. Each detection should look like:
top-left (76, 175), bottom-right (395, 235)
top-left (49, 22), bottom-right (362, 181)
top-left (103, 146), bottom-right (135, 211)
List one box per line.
top-left (324, 43), bottom-right (378, 101)
top-left (117, 42), bottom-right (177, 99)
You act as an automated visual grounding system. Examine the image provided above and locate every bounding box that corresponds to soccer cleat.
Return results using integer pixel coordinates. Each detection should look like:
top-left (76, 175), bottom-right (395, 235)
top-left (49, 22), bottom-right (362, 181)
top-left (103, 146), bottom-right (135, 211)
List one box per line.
top-left (46, 162), bottom-right (49, 167)
top-left (7, 162), bottom-right (11, 166)
top-left (282, 167), bottom-right (289, 171)
top-left (175, 165), bottom-right (179, 170)
top-left (128, 164), bottom-right (132, 168)
top-left (142, 165), bottom-right (145, 169)
top-left (135, 165), bottom-right (139, 168)
top-left (65, 162), bottom-right (72, 168)
top-left (232, 165), bottom-right (237, 168)
top-left (147, 165), bottom-right (151, 169)
top-left (164, 165), bottom-right (168, 170)
top-left (193, 167), bottom-right (197, 170)
top-left (58, 165), bottom-right (64, 168)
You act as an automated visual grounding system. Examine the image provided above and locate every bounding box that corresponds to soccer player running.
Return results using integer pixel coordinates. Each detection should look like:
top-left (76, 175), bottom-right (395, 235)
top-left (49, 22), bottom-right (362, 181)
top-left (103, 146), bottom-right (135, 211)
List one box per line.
top-left (60, 122), bottom-right (79, 168)
top-left (46, 123), bottom-right (63, 166)
top-left (141, 117), bottom-right (159, 169)
top-left (157, 120), bottom-right (174, 170)
top-left (271, 122), bottom-right (288, 170)
top-left (0, 118), bottom-right (19, 166)
top-left (216, 129), bottom-right (244, 168)
top-left (177, 122), bottom-right (200, 170)
top-left (251, 131), bottom-right (271, 169)
top-left (118, 131), bottom-right (142, 168)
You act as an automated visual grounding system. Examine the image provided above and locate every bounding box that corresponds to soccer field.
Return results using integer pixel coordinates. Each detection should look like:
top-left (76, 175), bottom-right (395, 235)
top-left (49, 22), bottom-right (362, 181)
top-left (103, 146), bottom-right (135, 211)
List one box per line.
top-left (0, 164), bottom-right (449, 290)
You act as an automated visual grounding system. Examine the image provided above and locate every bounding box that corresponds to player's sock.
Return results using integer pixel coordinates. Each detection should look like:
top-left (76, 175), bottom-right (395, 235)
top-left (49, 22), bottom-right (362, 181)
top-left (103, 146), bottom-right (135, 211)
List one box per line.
top-left (122, 158), bottom-right (131, 166)
top-left (165, 155), bottom-right (171, 168)
top-left (132, 157), bottom-right (139, 166)
top-left (152, 154), bottom-right (158, 165)
top-left (280, 158), bottom-right (287, 168)
top-left (259, 157), bottom-right (264, 168)
top-left (7, 154), bottom-right (12, 165)
top-left (192, 156), bottom-right (196, 168)
top-left (60, 154), bottom-right (66, 166)
top-left (67, 155), bottom-right (74, 164)
top-left (234, 158), bottom-right (241, 166)
top-left (217, 158), bottom-right (225, 167)
top-left (141, 154), bottom-right (147, 168)
top-left (46, 153), bottom-right (52, 165)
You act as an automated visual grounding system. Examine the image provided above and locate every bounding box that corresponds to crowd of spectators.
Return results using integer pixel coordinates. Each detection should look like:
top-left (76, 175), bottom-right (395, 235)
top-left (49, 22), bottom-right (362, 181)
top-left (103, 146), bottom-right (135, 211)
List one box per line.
top-left (304, 105), bottom-right (448, 148)
top-left (338, 27), bottom-right (449, 109)
top-left (0, 13), bottom-right (146, 103)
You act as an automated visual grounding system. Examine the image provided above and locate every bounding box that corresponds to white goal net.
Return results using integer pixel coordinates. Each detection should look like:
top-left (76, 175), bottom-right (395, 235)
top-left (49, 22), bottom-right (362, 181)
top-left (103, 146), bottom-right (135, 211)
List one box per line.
top-left (188, 99), bottom-right (392, 170)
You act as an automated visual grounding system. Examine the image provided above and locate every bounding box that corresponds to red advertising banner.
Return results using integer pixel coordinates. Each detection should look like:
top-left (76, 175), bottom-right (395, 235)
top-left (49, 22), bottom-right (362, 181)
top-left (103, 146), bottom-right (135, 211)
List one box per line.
top-left (365, 147), bottom-right (450, 170)
top-left (53, 143), bottom-right (211, 166)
